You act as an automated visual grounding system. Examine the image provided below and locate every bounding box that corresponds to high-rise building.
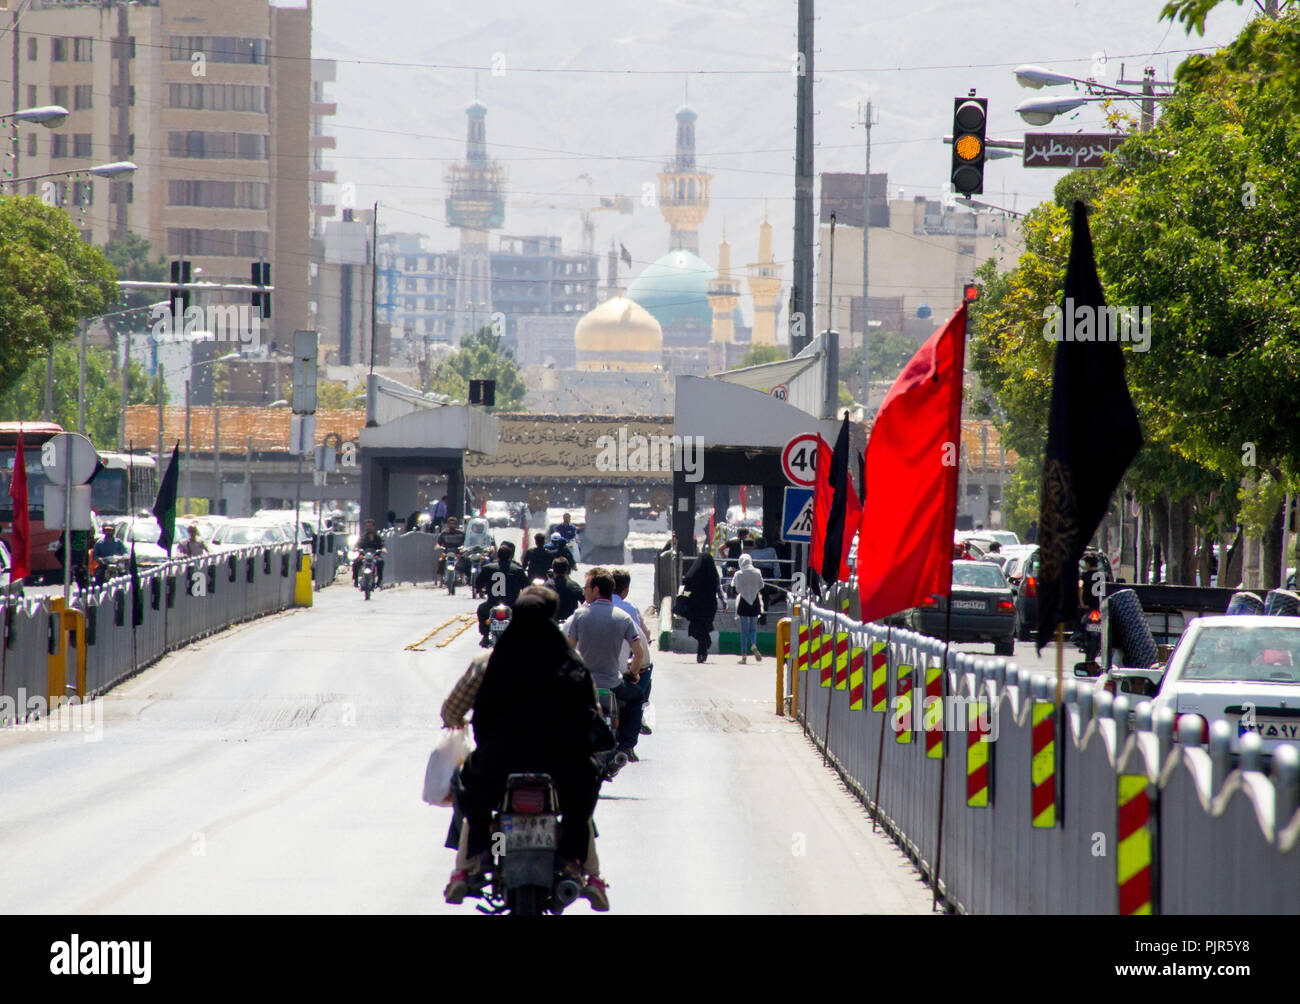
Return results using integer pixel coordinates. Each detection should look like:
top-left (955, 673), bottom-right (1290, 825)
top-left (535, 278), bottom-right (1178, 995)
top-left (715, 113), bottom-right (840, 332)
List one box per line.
top-left (309, 58), bottom-right (338, 236)
top-left (2, 0), bottom-right (314, 346)
top-left (444, 100), bottom-right (505, 345)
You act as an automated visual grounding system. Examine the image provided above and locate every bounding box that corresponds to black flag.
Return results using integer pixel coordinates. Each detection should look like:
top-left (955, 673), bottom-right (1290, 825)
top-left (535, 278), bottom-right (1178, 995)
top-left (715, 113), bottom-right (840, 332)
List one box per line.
top-left (1036, 201), bottom-right (1143, 652)
top-left (819, 413), bottom-right (853, 581)
top-left (129, 542), bottom-right (144, 627)
top-left (152, 443), bottom-right (180, 554)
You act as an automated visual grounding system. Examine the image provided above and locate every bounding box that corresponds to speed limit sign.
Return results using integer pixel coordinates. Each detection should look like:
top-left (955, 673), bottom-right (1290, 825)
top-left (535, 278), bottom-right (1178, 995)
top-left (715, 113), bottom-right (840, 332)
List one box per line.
top-left (770, 383), bottom-right (789, 401)
top-left (781, 433), bottom-right (821, 487)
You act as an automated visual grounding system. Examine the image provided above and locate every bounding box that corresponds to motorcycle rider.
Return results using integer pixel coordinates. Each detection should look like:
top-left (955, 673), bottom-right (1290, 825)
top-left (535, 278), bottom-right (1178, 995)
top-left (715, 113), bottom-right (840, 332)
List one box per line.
top-left (564, 567), bottom-right (647, 764)
top-left (92, 524), bottom-right (127, 564)
top-left (547, 531), bottom-right (576, 571)
top-left (352, 518), bottom-right (385, 588)
top-left (1080, 553), bottom-right (1106, 613)
top-left (436, 515), bottom-right (467, 582)
top-left (475, 543), bottom-right (529, 646)
top-left (523, 532), bottom-right (553, 581)
top-left (610, 568), bottom-right (653, 751)
top-left (548, 557), bottom-right (584, 622)
top-left (445, 586), bottom-right (612, 910)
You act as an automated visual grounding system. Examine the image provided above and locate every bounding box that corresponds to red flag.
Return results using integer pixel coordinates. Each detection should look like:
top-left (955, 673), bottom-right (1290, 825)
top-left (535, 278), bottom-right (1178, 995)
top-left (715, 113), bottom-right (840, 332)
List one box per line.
top-left (844, 467), bottom-right (862, 566)
top-left (739, 485), bottom-right (747, 517)
top-left (807, 435), bottom-right (833, 575)
top-left (8, 431), bottom-right (30, 582)
top-left (857, 303), bottom-right (967, 623)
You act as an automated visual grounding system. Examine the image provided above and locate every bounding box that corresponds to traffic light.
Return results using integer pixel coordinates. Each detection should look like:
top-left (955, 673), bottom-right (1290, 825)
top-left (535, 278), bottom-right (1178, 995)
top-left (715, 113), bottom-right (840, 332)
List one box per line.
top-left (169, 259), bottom-right (192, 318)
top-left (963, 283), bottom-right (980, 303)
top-left (251, 261), bottom-right (271, 320)
top-left (951, 94), bottom-right (988, 196)
top-left (468, 379), bottom-right (495, 407)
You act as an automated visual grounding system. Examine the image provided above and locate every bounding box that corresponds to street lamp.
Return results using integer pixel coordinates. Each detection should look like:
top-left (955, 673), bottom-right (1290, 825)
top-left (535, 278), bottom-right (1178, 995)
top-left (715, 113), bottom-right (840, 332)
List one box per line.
top-left (1, 105), bottom-right (70, 128)
top-left (182, 352), bottom-right (241, 512)
top-left (1012, 64), bottom-right (1172, 128)
top-left (1015, 95), bottom-right (1091, 126)
top-left (6, 160), bottom-right (137, 187)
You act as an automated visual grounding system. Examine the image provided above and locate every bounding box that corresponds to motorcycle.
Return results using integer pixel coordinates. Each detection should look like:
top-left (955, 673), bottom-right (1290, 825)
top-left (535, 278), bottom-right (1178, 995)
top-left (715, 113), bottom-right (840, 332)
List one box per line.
top-left (444, 547), bottom-right (474, 595)
top-left (468, 547), bottom-right (492, 597)
top-left (594, 688), bottom-right (629, 782)
top-left (466, 773), bottom-right (585, 916)
top-left (1073, 607), bottom-right (1102, 664)
top-left (486, 603), bottom-right (511, 647)
top-left (357, 551), bottom-right (380, 600)
top-left (93, 554), bottom-right (129, 586)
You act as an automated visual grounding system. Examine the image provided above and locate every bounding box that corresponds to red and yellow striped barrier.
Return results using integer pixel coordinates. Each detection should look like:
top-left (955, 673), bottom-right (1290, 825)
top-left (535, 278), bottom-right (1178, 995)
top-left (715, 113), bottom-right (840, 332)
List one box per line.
top-left (795, 621), bottom-right (809, 672)
top-left (848, 638), bottom-right (866, 710)
top-left (1117, 775), bottom-right (1153, 915)
top-left (895, 662), bottom-right (913, 743)
top-left (966, 699), bottom-right (990, 807)
top-left (810, 620), bottom-right (826, 687)
top-left (924, 664), bottom-right (944, 759)
top-left (1031, 703), bottom-right (1057, 828)
top-left (870, 641), bottom-right (888, 712)
top-left (818, 618), bottom-right (834, 688)
top-left (834, 630), bottom-right (849, 690)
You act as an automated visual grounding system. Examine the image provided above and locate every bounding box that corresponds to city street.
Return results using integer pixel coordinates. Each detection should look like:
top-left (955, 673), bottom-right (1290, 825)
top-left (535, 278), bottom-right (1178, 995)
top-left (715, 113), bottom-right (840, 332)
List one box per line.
top-left (0, 567), bottom-right (932, 915)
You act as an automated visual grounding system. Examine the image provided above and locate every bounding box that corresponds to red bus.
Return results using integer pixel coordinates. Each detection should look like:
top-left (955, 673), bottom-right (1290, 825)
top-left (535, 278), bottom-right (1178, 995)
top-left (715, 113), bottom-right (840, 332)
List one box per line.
top-left (0, 421), bottom-right (66, 583)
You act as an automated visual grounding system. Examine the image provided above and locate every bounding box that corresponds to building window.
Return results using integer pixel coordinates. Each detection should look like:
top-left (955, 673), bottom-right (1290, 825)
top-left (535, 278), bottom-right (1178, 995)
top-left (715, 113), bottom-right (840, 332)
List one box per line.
top-left (74, 85), bottom-right (93, 110)
top-left (127, 134), bottom-right (134, 155)
top-left (51, 86), bottom-right (68, 109)
top-left (167, 228), bottom-right (269, 257)
top-left (26, 85), bottom-right (37, 107)
top-left (51, 38), bottom-right (67, 62)
top-left (27, 38), bottom-right (37, 61)
top-left (72, 181), bottom-right (93, 207)
top-left (73, 38), bottom-right (93, 61)
top-left (168, 35), bottom-right (268, 65)
top-left (110, 183), bottom-right (134, 204)
top-left (168, 84), bottom-right (268, 113)
top-left (26, 133), bottom-right (37, 157)
top-left (73, 134), bottom-right (92, 158)
top-left (51, 134), bottom-right (68, 159)
top-left (167, 179), bottom-right (268, 210)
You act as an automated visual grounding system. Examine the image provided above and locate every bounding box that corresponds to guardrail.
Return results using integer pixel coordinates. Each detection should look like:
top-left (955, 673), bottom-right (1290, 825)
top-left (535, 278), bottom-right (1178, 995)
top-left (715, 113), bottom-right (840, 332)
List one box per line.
top-left (790, 586), bottom-right (1300, 914)
top-left (0, 541), bottom-right (341, 726)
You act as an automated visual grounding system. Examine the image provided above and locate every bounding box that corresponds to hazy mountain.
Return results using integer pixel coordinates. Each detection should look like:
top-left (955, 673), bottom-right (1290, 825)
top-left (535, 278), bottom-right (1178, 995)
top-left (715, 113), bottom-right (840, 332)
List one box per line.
top-left (310, 0), bottom-right (1256, 324)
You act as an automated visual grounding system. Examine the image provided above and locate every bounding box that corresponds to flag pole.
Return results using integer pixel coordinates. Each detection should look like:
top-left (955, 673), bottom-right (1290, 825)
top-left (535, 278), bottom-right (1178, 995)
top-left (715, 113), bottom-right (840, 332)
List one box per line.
top-left (1055, 621), bottom-right (1064, 706)
top-left (870, 623), bottom-right (891, 831)
top-left (822, 589), bottom-right (836, 766)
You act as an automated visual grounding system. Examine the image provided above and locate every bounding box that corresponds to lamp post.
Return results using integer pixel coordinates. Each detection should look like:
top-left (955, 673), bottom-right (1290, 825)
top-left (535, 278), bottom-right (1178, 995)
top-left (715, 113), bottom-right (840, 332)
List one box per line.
top-left (182, 353), bottom-right (240, 513)
top-left (1012, 65), bottom-right (1172, 129)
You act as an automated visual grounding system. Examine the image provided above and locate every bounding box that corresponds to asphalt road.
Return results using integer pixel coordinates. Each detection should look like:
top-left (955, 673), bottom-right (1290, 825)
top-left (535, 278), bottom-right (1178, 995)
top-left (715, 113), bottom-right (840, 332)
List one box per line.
top-left (0, 567), bottom-right (933, 915)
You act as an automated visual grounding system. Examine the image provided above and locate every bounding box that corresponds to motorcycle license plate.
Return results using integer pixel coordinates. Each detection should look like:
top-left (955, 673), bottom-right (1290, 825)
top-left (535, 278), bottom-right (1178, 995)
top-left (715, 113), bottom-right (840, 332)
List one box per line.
top-left (501, 814), bottom-right (557, 851)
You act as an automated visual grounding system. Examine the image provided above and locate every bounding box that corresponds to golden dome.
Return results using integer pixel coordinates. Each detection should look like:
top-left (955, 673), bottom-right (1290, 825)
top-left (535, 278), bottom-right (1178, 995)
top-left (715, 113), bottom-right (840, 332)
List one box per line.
top-left (573, 296), bottom-right (664, 371)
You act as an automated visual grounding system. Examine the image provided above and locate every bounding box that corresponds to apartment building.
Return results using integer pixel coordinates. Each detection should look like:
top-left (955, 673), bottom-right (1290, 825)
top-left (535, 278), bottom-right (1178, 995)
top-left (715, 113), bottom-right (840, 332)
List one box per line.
top-left (2, 0), bottom-right (322, 348)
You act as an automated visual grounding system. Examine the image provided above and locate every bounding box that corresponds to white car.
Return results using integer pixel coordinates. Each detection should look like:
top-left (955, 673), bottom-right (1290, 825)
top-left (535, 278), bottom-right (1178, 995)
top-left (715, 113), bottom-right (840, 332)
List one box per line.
top-left (1139, 615), bottom-right (1300, 753)
top-left (112, 517), bottom-right (172, 565)
top-left (210, 520), bottom-right (290, 551)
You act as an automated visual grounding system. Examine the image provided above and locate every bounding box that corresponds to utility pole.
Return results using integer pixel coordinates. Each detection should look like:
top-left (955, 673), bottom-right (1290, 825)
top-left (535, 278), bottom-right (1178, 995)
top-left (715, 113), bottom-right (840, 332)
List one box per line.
top-left (824, 214), bottom-right (838, 419)
top-left (369, 202), bottom-right (379, 378)
top-left (859, 100), bottom-right (876, 411)
top-left (213, 406), bottom-right (222, 515)
top-left (184, 379), bottom-right (192, 512)
top-left (43, 347), bottom-right (54, 421)
top-left (791, 0), bottom-right (815, 355)
top-left (119, 330), bottom-right (130, 450)
top-left (156, 361), bottom-right (164, 463)
top-left (1118, 65), bottom-right (1170, 133)
top-left (77, 318), bottom-right (87, 435)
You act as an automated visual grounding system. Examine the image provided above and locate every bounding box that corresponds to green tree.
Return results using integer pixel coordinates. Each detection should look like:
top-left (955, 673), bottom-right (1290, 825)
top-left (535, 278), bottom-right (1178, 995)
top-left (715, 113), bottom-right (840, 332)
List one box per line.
top-left (316, 379), bottom-right (364, 410)
top-left (101, 233), bottom-right (168, 312)
top-left (738, 345), bottom-right (786, 368)
top-left (0, 342), bottom-right (165, 449)
top-left (425, 326), bottom-right (526, 411)
top-left (0, 195), bottom-right (118, 397)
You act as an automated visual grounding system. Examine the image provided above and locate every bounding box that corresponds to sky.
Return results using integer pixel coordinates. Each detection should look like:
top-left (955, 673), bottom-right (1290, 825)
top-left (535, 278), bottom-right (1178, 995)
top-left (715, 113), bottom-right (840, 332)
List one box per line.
top-left (310, 0), bottom-right (1259, 322)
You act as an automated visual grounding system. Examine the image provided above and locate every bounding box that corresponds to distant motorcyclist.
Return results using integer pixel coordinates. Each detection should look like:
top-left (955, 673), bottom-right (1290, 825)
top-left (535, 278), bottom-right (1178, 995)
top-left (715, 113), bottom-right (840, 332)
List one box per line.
top-left (548, 557), bottom-right (584, 622)
top-left (464, 517), bottom-right (494, 551)
top-left (92, 524), bottom-right (127, 564)
top-left (445, 586), bottom-right (612, 909)
top-left (547, 531), bottom-right (576, 571)
top-left (476, 544), bottom-right (529, 646)
top-left (1080, 553), bottom-right (1105, 613)
top-left (352, 518), bottom-right (385, 587)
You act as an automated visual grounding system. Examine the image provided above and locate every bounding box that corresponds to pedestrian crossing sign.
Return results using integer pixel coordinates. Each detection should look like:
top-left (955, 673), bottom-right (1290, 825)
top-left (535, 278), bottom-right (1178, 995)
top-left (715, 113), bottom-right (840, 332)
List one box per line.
top-left (781, 486), bottom-right (815, 543)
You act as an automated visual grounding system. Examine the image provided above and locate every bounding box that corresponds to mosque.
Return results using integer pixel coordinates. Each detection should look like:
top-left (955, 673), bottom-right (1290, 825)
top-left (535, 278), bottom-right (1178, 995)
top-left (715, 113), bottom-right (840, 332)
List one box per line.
top-left (523, 106), bottom-right (784, 414)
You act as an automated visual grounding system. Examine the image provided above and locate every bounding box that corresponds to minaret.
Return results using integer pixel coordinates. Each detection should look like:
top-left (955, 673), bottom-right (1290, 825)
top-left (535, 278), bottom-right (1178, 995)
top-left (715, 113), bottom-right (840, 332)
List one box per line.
top-left (707, 229), bottom-right (738, 343)
top-left (445, 100), bottom-right (505, 344)
top-left (605, 241), bottom-right (620, 300)
top-left (656, 106), bottom-right (711, 254)
top-left (746, 212), bottom-right (783, 346)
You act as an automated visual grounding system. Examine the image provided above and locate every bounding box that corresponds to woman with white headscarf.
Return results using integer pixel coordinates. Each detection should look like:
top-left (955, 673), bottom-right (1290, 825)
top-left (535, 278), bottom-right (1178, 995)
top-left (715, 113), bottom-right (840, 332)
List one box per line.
top-left (731, 553), bottom-right (765, 664)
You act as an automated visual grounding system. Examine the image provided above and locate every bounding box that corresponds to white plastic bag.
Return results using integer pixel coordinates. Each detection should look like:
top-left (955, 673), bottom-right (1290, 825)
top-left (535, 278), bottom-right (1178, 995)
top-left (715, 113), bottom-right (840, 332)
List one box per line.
top-left (422, 728), bottom-right (469, 806)
top-left (642, 702), bottom-right (656, 733)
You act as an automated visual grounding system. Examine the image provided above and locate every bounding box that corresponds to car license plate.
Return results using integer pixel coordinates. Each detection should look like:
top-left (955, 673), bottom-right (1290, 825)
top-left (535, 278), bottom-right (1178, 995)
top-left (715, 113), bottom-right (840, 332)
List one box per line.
top-left (501, 814), bottom-right (557, 851)
top-left (952, 600), bottom-right (984, 611)
top-left (1237, 719), bottom-right (1300, 740)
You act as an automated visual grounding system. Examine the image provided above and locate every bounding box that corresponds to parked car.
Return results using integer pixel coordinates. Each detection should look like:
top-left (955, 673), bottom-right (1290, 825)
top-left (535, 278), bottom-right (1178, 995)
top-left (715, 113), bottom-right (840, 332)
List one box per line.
top-left (895, 559), bottom-right (1018, 656)
top-left (1123, 616), bottom-right (1300, 754)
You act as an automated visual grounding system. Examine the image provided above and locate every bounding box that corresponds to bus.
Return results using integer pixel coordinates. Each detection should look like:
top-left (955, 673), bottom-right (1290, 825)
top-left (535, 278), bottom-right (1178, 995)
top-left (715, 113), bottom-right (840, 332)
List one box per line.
top-left (93, 452), bottom-right (159, 518)
top-left (0, 422), bottom-right (66, 582)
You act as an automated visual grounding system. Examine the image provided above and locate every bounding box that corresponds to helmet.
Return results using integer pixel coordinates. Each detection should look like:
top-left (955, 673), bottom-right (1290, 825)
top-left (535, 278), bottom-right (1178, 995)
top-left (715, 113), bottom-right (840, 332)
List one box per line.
top-left (551, 532), bottom-right (564, 543)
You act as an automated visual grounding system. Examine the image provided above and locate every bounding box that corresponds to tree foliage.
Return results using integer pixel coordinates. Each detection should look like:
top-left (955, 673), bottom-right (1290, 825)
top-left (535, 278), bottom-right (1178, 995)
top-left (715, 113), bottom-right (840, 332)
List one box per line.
top-left (101, 233), bottom-right (168, 312)
top-left (738, 344), bottom-right (786, 368)
top-left (425, 326), bottom-right (526, 411)
top-left (316, 379), bottom-right (364, 410)
top-left (0, 195), bottom-right (118, 397)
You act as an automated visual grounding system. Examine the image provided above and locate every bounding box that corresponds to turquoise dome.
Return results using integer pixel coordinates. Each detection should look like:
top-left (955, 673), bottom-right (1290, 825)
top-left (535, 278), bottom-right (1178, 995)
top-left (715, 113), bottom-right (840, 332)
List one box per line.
top-left (626, 249), bottom-right (716, 330)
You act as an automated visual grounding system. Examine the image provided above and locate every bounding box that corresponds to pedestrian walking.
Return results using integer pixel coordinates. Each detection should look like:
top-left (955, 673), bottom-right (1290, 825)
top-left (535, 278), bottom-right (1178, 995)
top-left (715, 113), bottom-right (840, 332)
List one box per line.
top-left (730, 553), bottom-right (764, 664)
top-left (682, 548), bottom-right (726, 664)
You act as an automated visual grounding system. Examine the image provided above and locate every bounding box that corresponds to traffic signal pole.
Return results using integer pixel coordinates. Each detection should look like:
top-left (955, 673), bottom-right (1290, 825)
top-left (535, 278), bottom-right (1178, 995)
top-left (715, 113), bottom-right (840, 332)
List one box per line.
top-left (860, 100), bottom-right (875, 411)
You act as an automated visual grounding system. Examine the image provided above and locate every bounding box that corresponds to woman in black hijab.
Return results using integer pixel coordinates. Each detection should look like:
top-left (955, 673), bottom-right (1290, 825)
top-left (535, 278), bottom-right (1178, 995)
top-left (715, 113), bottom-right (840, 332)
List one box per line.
top-left (682, 548), bottom-right (727, 663)
top-left (457, 588), bottom-right (606, 869)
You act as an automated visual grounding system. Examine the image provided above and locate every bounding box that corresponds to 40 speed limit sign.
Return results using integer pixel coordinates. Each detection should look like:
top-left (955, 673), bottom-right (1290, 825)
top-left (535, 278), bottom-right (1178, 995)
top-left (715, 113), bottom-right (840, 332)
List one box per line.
top-left (781, 433), bottom-right (821, 487)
